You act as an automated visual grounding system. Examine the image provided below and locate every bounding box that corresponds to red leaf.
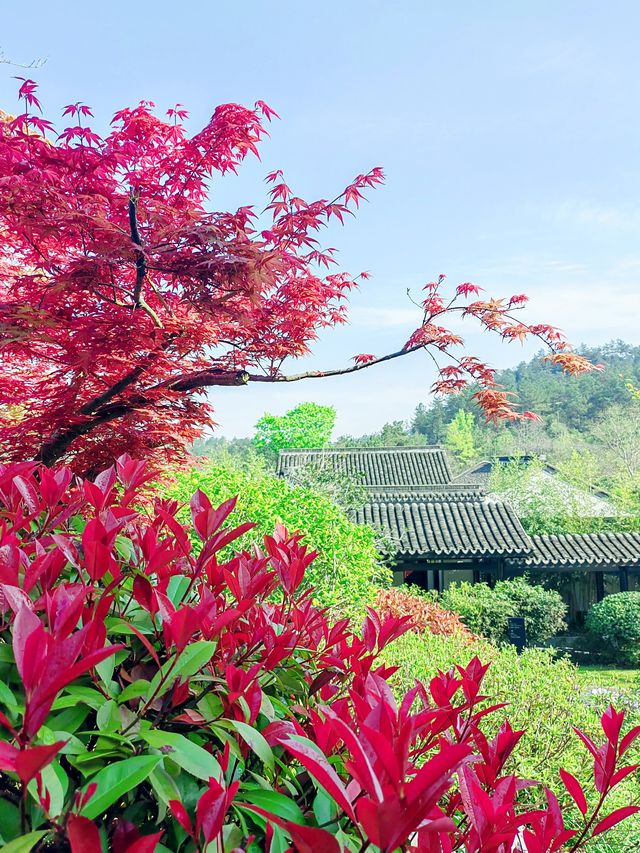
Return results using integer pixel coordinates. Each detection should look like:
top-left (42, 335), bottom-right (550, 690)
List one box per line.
top-left (168, 800), bottom-right (193, 836)
top-left (592, 806), bottom-right (640, 838)
top-left (67, 814), bottom-right (102, 852)
top-left (15, 740), bottom-right (66, 784)
top-left (123, 833), bottom-right (163, 853)
top-left (559, 768), bottom-right (587, 815)
top-left (280, 737), bottom-right (356, 821)
top-left (620, 725), bottom-right (640, 756)
top-left (240, 804), bottom-right (340, 853)
top-left (0, 740), bottom-right (18, 772)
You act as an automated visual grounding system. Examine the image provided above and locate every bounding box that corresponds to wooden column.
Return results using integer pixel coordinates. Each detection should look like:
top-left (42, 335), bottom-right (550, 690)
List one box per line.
top-left (595, 571), bottom-right (605, 602)
top-left (619, 567), bottom-right (629, 592)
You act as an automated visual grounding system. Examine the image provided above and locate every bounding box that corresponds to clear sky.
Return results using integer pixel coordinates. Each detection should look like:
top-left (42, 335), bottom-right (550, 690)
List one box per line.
top-left (2, 1), bottom-right (639, 438)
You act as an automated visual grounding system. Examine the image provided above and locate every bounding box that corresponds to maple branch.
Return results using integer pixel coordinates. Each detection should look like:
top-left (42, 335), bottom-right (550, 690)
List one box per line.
top-left (33, 348), bottom-right (419, 465)
top-left (244, 344), bottom-right (424, 383)
top-left (128, 189), bottom-right (163, 328)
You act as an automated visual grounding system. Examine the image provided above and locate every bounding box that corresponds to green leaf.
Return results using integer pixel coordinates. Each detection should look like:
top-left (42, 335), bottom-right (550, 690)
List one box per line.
top-left (0, 801), bottom-right (20, 844)
top-left (52, 686), bottom-right (105, 711)
top-left (166, 575), bottom-right (191, 606)
top-left (0, 645), bottom-right (14, 664)
top-left (46, 705), bottom-right (90, 734)
top-left (114, 534), bottom-right (134, 562)
top-left (27, 760), bottom-right (67, 819)
top-left (238, 787), bottom-right (304, 824)
top-left (145, 641), bottom-right (216, 702)
top-left (313, 789), bottom-right (339, 830)
top-left (172, 640), bottom-right (218, 681)
top-left (117, 680), bottom-right (151, 704)
top-left (80, 754), bottom-right (161, 820)
top-left (0, 832), bottom-right (48, 852)
top-left (0, 681), bottom-right (17, 712)
top-left (94, 654), bottom-right (116, 688)
top-left (141, 730), bottom-right (221, 782)
top-left (106, 616), bottom-right (153, 635)
top-left (214, 720), bottom-right (273, 770)
top-left (196, 692), bottom-right (223, 721)
top-left (96, 699), bottom-right (120, 732)
top-left (149, 765), bottom-right (181, 807)
top-left (51, 731), bottom-right (86, 755)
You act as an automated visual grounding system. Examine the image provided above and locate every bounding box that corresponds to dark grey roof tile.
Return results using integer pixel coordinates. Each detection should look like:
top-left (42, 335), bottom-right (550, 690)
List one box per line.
top-left (356, 499), bottom-right (532, 558)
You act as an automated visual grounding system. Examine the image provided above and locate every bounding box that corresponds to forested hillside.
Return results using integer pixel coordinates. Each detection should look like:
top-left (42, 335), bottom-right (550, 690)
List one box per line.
top-left (413, 340), bottom-right (640, 441)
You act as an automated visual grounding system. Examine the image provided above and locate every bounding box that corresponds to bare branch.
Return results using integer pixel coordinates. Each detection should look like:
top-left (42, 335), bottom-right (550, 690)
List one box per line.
top-left (0, 48), bottom-right (46, 69)
top-left (246, 345), bottom-right (425, 383)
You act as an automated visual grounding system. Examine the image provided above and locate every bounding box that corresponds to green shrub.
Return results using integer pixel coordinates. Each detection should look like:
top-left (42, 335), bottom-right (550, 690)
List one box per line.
top-left (440, 576), bottom-right (567, 645)
top-left (586, 592), bottom-right (640, 665)
top-left (381, 630), bottom-right (640, 851)
top-left (165, 454), bottom-right (389, 611)
top-left (439, 581), bottom-right (514, 643)
top-left (495, 576), bottom-right (567, 643)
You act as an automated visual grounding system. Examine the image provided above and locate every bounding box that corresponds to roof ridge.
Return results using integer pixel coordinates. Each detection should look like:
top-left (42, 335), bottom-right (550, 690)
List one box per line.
top-left (279, 446), bottom-right (445, 454)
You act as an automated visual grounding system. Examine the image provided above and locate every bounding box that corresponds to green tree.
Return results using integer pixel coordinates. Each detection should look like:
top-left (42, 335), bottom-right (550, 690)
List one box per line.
top-left (445, 411), bottom-right (478, 465)
top-left (253, 402), bottom-right (336, 461)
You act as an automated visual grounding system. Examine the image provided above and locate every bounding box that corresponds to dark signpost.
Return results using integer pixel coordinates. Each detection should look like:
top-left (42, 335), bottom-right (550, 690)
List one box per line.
top-left (507, 617), bottom-right (527, 653)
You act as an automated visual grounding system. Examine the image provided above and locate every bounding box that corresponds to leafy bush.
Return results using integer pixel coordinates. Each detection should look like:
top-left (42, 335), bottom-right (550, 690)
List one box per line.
top-left (166, 454), bottom-right (388, 611)
top-left (383, 630), bottom-right (640, 850)
top-left (586, 592), bottom-right (640, 665)
top-left (374, 587), bottom-right (478, 641)
top-left (439, 581), bottom-right (514, 644)
top-left (440, 576), bottom-right (567, 645)
top-left (0, 459), bottom-right (638, 851)
top-left (496, 575), bottom-right (568, 643)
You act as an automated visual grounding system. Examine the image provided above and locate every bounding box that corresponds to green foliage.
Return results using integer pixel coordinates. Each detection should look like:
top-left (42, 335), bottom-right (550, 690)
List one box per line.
top-left (383, 632), bottom-right (593, 789)
top-left (253, 402), bottom-right (336, 461)
top-left (586, 592), bottom-right (640, 665)
top-left (413, 342), bottom-right (640, 493)
top-left (440, 577), bottom-right (567, 645)
top-left (496, 576), bottom-right (568, 643)
top-left (190, 435), bottom-right (253, 459)
top-left (281, 460), bottom-right (369, 513)
top-left (440, 582), bottom-right (514, 644)
top-left (166, 455), bottom-right (389, 610)
top-left (445, 410), bottom-right (478, 465)
top-left (487, 456), bottom-right (640, 535)
top-left (382, 631), bottom-right (640, 850)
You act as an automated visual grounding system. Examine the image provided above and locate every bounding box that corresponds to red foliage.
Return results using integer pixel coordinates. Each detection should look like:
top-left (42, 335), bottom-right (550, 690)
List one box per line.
top-left (0, 83), bottom-right (600, 473)
top-left (0, 457), bottom-right (637, 851)
top-left (375, 587), bottom-right (479, 642)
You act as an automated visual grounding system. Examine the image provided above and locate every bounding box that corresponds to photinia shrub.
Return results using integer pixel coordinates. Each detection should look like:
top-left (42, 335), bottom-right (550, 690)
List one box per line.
top-left (0, 457), bottom-right (638, 852)
top-left (374, 587), bottom-right (478, 642)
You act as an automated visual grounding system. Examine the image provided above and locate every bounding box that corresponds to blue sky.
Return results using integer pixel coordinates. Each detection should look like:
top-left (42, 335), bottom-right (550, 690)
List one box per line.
top-left (2, 2), bottom-right (639, 437)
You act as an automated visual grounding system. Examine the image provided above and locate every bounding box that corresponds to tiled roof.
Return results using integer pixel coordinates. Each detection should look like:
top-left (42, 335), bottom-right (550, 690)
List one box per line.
top-left (365, 485), bottom-right (486, 502)
top-left (277, 447), bottom-right (452, 489)
top-left (510, 533), bottom-right (640, 570)
top-left (356, 500), bottom-right (532, 558)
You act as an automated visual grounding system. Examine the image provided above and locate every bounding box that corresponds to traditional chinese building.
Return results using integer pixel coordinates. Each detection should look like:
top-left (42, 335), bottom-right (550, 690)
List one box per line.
top-left (277, 447), bottom-right (640, 621)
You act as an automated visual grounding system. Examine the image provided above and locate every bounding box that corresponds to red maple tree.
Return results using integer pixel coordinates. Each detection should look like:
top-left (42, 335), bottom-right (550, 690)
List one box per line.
top-left (0, 81), bottom-right (598, 473)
